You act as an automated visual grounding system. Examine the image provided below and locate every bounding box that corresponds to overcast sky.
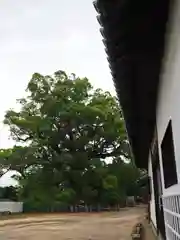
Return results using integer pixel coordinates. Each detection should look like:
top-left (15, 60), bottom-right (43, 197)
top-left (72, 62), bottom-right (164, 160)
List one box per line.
top-left (0, 1), bottom-right (115, 186)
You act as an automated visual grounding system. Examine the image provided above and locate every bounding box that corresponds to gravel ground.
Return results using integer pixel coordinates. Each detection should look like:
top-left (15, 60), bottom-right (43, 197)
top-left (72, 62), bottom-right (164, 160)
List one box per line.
top-left (0, 207), bottom-right (145, 240)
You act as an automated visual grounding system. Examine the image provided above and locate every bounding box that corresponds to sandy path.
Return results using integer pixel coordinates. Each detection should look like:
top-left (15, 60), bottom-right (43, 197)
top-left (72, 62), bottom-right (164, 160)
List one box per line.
top-left (0, 207), bottom-right (144, 240)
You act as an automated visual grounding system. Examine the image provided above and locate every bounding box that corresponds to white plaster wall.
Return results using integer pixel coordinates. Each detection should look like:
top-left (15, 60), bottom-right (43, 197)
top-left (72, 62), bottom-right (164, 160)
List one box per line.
top-left (156, 0), bottom-right (180, 194)
top-left (148, 154), bottom-right (157, 228)
top-left (0, 202), bottom-right (23, 213)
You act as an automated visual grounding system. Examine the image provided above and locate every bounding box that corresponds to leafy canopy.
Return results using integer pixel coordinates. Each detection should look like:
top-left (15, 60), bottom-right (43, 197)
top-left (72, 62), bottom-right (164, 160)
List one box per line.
top-left (0, 70), bottom-right (141, 208)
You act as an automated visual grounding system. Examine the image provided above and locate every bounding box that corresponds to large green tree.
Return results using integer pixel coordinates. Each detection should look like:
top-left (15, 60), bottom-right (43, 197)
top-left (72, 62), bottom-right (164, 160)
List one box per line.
top-left (4, 71), bottom-right (128, 160)
top-left (0, 70), bottom-right (139, 210)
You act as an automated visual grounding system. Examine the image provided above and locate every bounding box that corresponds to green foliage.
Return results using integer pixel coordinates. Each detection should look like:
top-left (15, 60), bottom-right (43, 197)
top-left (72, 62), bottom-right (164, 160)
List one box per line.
top-left (0, 186), bottom-right (18, 201)
top-left (0, 70), bottom-right (142, 210)
top-left (56, 188), bottom-right (76, 204)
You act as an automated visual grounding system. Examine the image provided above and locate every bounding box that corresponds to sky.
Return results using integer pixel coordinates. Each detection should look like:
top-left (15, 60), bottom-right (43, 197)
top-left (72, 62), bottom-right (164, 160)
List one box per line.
top-left (0, 1), bottom-right (115, 186)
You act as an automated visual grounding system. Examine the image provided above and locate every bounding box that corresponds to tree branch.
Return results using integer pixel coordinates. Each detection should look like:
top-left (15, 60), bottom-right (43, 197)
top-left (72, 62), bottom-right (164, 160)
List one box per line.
top-left (16, 136), bottom-right (33, 142)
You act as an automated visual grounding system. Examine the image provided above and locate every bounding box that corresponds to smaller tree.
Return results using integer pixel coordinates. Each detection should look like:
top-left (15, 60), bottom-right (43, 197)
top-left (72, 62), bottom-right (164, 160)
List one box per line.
top-left (102, 175), bottom-right (120, 207)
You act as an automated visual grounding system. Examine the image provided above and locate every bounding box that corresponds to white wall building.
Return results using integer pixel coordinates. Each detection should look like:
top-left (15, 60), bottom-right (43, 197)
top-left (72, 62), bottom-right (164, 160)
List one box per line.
top-left (148, 1), bottom-right (180, 239)
top-left (0, 201), bottom-right (23, 213)
top-left (94, 0), bottom-right (180, 239)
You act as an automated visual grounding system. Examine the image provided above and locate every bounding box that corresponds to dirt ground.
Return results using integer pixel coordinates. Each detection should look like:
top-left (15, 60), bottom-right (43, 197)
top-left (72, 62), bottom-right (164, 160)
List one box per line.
top-left (0, 207), bottom-right (145, 240)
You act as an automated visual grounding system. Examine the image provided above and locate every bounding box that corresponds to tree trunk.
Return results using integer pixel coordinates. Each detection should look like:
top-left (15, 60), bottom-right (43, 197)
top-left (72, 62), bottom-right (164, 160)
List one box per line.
top-left (70, 205), bottom-right (74, 213)
top-left (89, 205), bottom-right (92, 212)
top-left (97, 204), bottom-right (101, 212)
top-left (74, 205), bottom-right (78, 212)
top-left (85, 204), bottom-right (88, 212)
